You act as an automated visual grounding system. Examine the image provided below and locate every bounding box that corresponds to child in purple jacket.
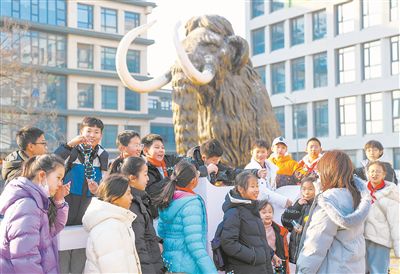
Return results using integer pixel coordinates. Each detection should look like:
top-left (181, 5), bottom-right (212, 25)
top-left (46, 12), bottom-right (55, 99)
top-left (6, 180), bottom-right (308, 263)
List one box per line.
top-left (0, 154), bottom-right (70, 273)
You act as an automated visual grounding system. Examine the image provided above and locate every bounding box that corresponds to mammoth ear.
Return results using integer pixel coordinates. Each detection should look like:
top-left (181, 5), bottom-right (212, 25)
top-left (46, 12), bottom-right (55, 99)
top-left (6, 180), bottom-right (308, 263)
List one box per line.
top-left (227, 36), bottom-right (249, 72)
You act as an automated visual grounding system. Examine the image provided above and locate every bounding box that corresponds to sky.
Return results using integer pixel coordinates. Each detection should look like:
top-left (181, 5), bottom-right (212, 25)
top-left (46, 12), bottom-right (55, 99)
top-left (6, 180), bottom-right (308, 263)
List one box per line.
top-left (146, 0), bottom-right (245, 78)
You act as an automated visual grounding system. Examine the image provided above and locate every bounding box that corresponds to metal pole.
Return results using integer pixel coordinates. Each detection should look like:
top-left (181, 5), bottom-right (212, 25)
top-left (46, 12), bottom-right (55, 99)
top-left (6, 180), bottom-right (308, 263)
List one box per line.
top-left (285, 96), bottom-right (299, 161)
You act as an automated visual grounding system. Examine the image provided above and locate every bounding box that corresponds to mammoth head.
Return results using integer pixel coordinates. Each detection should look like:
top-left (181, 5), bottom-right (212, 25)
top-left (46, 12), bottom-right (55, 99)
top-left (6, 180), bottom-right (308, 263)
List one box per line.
top-left (116, 15), bottom-right (250, 92)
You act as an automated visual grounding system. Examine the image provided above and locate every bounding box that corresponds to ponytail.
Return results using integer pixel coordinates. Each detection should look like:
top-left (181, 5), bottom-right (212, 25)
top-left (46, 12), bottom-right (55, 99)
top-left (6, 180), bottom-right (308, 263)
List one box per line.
top-left (109, 156), bottom-right (124, 174)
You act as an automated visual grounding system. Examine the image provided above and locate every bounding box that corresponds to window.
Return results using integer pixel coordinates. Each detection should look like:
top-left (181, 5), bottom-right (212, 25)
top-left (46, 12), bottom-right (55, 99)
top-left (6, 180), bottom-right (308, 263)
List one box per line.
top-left (336, 1), bottom-right (354, 35)
top-left (339, 96), bottom-right (357, 136)
top-left (391, 0), bottom-right (399, 21)
top-left (313, 10), bottom-right (327, 40)
top-left (77, 4), bottom-right (93, 29)
top-left (102, 125), bottom-right (118, 149)
top-left (273, 106), bottom-right (285, 136)
top-left (77, 83), bottom-right (94, 108)
top-left (271, 0), bottom-right (284, 12)
top-left (393, 90), bottom-right (400, 132)
top-left (251, 0), bottom-right (264, 18)
top-left (362, 0), bottom-right (382, 28)
top-left (101, 8), bottom-right (118, 33)
top-left (127, 50), bottom-right (140, 73)
top-left (125, 88), bottom-right (140, 111)
top-left (394, 148), bottom-right (400, 170)
top-left (125, 11), bottom-right (140, 33)
top-left (77, 43), bottom-right (93, 69)
top-left (291, 16), bottom-right (304, 46)
top-left (255, 66), bottom-right (266, 85)
top-left (364, 93), bottom-right (383, 134)
top-left (344, 150), bottom-right (357, 166)
top-left (160, 98), bottom-right (172, 111)
top-left (314, 101), bottom-right (329, 137)
top-left (391, 36), bottom-right (400, 75)
top-left (271, 22), bottom-right (284, 51)
top-left (0, 0), bottom-right (66, 26)
top-left (101, 47), bottom-right (116, 71)
top-left (337, 46), bottom-right (355, 84)
top-left (291, 57), bottom-right (305, 91)
top-left (150, 124), bottom-right (176, 152)
top-left (293, 103), bottom-right (307, 139)
top-left (271, 62), bottom-right (285, 94)
top-left (363, 40), bottom-right (381, 80)
top-left (251, 28), bottom-right (265, 55)
top-left (148, 98), bottom-right (158, 109)
top-left (101, 85), bottom-right (118, 110)
top-left (313, 52), bottom-right (327, 88)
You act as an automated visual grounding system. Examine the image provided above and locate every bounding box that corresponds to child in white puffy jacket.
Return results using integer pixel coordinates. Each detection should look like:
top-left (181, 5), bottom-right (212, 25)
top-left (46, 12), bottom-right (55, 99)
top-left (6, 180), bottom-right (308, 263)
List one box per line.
top-left (364, 161), bottom-right (399, 274)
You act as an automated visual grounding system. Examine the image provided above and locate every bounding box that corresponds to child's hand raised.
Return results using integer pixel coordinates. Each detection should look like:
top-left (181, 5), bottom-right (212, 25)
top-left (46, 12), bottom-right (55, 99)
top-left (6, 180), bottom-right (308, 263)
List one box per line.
top-left (87, 179), bottom-right (99, 195)
top-left (298, 198), bottom-right (308, 205)
top-left (54, 181), bottom-right (71, 202)
top-left (257, 169), bottom-right (268, 179)
top-left (67, 135), bottom-right (88, 147)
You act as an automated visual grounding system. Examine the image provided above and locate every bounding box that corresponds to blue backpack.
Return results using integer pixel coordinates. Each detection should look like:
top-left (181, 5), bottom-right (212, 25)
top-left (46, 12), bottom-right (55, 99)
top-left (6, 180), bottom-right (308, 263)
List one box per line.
top-left (211, 220), bottom-right (227, 271)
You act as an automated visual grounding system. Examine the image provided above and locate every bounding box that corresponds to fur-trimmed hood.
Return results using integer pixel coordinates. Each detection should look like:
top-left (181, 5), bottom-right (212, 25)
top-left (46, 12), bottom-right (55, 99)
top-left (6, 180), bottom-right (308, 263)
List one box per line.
top-left (318, 177), bottom-right (371, 229)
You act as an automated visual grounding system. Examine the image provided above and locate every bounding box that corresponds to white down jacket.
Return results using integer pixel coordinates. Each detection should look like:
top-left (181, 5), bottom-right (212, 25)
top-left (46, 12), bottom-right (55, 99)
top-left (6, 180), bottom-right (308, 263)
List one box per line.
top-left (364, 181), bottom-right (399, 257)
top-left (82, 198), bottom-right (142, 273)
top-left (296, 177), bottom-right (371, 274)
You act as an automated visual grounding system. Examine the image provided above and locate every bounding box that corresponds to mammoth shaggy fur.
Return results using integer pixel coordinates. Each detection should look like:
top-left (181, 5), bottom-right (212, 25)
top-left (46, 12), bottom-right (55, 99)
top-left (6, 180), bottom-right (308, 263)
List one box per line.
top-left (170, 15), bottom-right (281, 167)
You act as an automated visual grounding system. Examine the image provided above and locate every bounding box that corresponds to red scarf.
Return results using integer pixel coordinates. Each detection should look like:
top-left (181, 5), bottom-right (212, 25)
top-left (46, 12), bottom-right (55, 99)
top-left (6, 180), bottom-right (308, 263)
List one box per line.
top-left (367, 180), bottom-right (385, 203)
top-left (176, 186), bottom-right (195, 194)
top-left (147, 157), bottom-right (168, 177)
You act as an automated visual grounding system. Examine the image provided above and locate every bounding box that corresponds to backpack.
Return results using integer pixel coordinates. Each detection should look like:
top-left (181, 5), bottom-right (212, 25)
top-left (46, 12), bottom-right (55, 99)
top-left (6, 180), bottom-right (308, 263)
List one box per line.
top-left (211, 220), bottom-right (227, 271)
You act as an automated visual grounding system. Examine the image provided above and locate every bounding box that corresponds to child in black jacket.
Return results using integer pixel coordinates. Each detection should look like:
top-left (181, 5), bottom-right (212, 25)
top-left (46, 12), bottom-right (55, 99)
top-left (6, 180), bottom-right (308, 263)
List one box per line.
top-left (281, 176), bottom-right (316, 264)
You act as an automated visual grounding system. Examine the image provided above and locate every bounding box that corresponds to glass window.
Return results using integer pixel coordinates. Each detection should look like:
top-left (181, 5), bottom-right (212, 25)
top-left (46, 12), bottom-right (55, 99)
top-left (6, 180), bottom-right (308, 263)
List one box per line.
top-left (101, 47), bottom-right (116, 71)
top-left (150, 124), bottom-right (176, 152)
top-left (271, 0), bottom-right (284, 12)
top-left (291, 16), bottom-right (304, 46)
top-left (339, 96), bottom-right (357, 136)
top-left (160, 98), bottom-right (172, 111)
top-left (362, 0), bottom-right (382, 28)
top-left (293, 103), bottom-right (307, 139)
top-left (148, 97), bottom-right (158, 110)
top-left (271, 62), bottom-right (285, 94)
top-left (0, 0), bottom-right (66, 26)
top-left (127, 50), bottom-right (140, 73)
top-left (336, 1), bottom-right (354, 35)
top-left (251, 28), bottom-right (265, 55)
top-left (273, 106), bottom-right (285, 136)
top-left (391, 36), bottom-right (400, 75)
top-left (337, 46), bottom-right (355, 84)
top-left (101, 85), bottom-right (118, 110)
top-left (255, 66), bottom-right (266, 85)
top-left (271, 22), bottom-right (284, 51)
top-left (313, 52), bottom-right (327, 88)
top-left (364, 93), bottom-right (382, 134)
top-left (393, 90), bottom-right (400, 132)
top-left (77, 4), bottom-right (93, 29)
top-left (251, 0), bottom-right (264, 18)
top-left (363, 40), bottom-right (381, 80)
top-left (125, 11), bottom-right (140, 33)
top-left (394, 148), bottom-right (400, 170)
top-left (291, 57), bottom-right (305, 91)
top-left (313, 10), bottom-right (327, 40)
top-left (102, 125), bottom-right (118, 149)
top-left (77, 43), bottom-right (93, 69)
top-left (101, 8), bottom-right (118, 33)
top-left (391, 0), bottom-right (399, 21)
top-left (125, 88), bottom-right (140, 111)
top-left (77, 83), bottom-right (94, 108)
top-left (314, 100), bottom-right (329, 137)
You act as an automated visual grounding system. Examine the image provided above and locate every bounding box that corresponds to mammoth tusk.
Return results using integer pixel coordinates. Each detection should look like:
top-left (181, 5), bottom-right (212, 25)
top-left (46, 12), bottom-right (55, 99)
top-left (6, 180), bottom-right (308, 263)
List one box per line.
top-left (116, 21), bottom-right (171, 93)
top-left (173, 22), bottom-right (215, 86)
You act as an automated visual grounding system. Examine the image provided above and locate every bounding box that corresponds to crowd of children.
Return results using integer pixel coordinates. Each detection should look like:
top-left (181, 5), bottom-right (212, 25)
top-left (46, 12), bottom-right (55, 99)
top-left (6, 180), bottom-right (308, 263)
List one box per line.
top-left (0, 116), bottom-right (398, 274)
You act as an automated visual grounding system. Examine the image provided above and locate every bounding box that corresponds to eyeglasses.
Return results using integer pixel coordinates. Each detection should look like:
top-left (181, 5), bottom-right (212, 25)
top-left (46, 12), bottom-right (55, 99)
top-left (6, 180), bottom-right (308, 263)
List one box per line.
top-left (128, 143), bottom-right (144, 149)
top-left (33, 142), bottom-right (48, 146)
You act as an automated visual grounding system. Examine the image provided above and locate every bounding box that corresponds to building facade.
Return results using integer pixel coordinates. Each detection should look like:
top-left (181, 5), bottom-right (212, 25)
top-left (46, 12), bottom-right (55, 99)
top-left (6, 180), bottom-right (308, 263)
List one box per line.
top-left (0, 0), bottom-right (175, 158)
top-left (246, 0), bottom-right (399, 168)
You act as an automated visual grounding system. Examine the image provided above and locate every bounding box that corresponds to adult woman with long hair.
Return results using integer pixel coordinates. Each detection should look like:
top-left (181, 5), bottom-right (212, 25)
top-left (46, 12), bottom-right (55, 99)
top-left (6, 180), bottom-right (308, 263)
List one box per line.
top-left (296, 150), bottom-right (371, 274)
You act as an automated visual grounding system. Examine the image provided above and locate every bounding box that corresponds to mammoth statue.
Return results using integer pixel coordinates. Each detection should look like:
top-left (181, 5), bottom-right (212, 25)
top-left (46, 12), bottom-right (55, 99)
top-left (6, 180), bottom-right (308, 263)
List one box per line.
top-left (116, 15), bottom-right (280, 167)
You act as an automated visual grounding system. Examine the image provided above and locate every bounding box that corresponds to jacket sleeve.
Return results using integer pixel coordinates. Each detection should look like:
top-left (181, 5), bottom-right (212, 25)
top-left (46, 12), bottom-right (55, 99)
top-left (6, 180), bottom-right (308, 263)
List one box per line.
top-left (259, 187), bottom-right (288, 208)
top-left (54, 143), bottom-right (72, 161)
top-left (181, 199), bottom-right (217, 274)
top-left (92, 222), bottom-right (136, 273)
top-left (50, 202), bottom-right (69, 237)
top-left (281, 201), bottom-right (302, 231)
top-left (296, 206), bottom-right (338, 274)
top-left (384, 189), bottom-right (400, 257)
top-left (220, 208), bottom-right (257, 265)
top-left (7, 199), bottom-right (44, 274)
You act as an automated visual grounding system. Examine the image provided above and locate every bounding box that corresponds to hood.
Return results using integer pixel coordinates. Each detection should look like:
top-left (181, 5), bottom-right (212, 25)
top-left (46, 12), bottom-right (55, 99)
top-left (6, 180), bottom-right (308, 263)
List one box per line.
top-left (269, 154), bottom-right (293, 164)
top-left (0, 177), bottom-right (49, 214)
top-left (158, 195), bottom-right (198, 222)
top-left (318, 177), bottom-right (371, 229)
top-left (83, 198), bottom-right (136, 232)
top-left (222, 189), bottom-right (255, 212)
top-left (375, 181), bottom-right (399, 202)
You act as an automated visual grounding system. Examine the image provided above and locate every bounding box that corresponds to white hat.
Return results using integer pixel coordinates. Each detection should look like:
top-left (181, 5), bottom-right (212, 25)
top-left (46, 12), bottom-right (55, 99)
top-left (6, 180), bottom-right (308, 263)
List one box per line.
top-left (272, 136), bottom-right (288, 147)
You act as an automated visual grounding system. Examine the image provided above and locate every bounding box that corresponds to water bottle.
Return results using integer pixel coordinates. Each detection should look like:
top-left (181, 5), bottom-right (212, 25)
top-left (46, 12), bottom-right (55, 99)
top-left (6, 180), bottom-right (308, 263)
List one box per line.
top-left (291, 220), bottom-right (301, 231)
